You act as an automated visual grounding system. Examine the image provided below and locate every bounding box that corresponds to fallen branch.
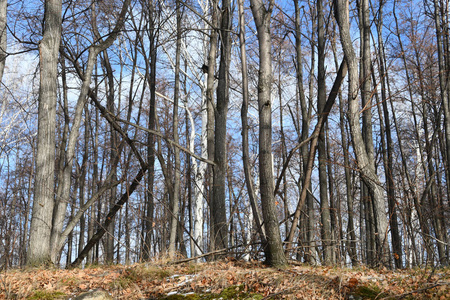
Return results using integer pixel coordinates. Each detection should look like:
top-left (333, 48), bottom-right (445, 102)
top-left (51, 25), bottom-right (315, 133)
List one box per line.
top-left (170, 248), bottom-right (228, 264)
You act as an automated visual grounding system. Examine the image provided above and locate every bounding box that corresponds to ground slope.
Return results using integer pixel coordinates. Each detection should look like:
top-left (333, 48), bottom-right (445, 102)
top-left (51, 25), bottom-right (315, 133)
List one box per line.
top-left (1, 260), bottom-right (449, 299)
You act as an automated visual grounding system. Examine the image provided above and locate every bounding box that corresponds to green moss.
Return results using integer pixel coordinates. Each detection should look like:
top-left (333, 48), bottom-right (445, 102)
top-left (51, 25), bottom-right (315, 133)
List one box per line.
top-left (112, 266), bottom-right (172, 289)
top-left (352, 285), bottom-right (388, 299)
top-left (161, 285), bottom-right (263, 300)
top-left (27, 290), bottom-right (66, 300)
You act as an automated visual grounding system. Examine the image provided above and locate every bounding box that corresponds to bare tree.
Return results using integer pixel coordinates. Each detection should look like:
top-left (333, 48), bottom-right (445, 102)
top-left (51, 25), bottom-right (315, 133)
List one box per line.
top-left (168, 0), bottom-right (182, 258)
top-left (0, 0), bottom-right (6, 82)
top-left (335, 0), bottom-right (389, 266)
top-left (211, 0), bottom-right (232, 253)
top-left (27, 0), bottom-right (62, 266)
top-left (250, 0), bottom-right (287, 267)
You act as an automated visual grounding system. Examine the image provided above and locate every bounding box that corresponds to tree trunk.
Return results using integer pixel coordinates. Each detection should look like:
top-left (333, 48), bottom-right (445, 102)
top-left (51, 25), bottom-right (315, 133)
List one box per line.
top-left (0, 0), bottom-right (7, 82)
top-left (78, 106), bottom-right (90, 256)
top-left (206, 0), bottom-right (218, 254)
top-left (50, 0), bottom-right (131, 264)
top-left (168, 0), bottom-right (182, 258)
top-left (211, 0), bottom-right (231, 253)
top-left (317, 0), bottom-right (332, 265)
top-left (374, 1), bottom-right (402, 268)
top-left (238, 0), bottom-right (266, 248)
top-left (27, 0), bottom-right (62, 267)
top-left (250, 0), bottom-right (287, 267)
top-left (103, 49), bottom-right (118, 264)
top-left (335, 0), bottom-right (389, 266)
top-left (142, 1), bottom-right (158, 261)
top-left (293, 0), bottom-right (314, 263)
top-left (431, 0), bottom-right (449, 265)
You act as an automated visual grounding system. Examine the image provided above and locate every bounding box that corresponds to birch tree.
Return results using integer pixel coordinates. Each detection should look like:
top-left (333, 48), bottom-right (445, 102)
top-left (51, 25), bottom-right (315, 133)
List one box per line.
top-left (0, 0), bottom-right (6, 82)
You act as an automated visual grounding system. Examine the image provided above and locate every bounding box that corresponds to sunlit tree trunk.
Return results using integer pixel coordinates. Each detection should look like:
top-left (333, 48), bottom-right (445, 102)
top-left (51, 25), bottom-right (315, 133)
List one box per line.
top-left (168, 0), bottom-right (182, 258)
top-left (27, 0), bottom-right (62, 267)
top-left (206, 0), bottom-right (218, 253)
top-left (0, 0), bottom-right (7, 82)
top-left (51, 0), bottom-right (131, 264)
top-left (335, 0), bottom-right (389, 267)
top-left (317, 0), bottom-right (332, 265)
top-left (374, 0), bottom-right (402, 268)
top-left (238, 0), bottom-right (266, 247)
top-left (293, 0), bottom-right (314, 263)
top-left (250, 0), bottom-right (287, 267)
top-left (211, 0), bottom-right (231, 253)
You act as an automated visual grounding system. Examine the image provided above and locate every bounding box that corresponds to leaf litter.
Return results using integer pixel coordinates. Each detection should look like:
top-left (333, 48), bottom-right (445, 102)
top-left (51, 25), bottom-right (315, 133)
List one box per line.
top-left (0, 260), bottom-right (449, 299)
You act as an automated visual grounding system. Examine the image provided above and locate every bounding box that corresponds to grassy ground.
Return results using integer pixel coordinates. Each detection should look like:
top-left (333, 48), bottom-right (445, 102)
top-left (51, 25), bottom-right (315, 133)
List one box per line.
top-left (1, 260), bottom-right (449, 299)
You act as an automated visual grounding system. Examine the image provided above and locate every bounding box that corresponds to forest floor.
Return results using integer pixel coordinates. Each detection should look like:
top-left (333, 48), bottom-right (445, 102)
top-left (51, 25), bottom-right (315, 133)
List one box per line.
top-left (0, 259), bottom-right (449, 299)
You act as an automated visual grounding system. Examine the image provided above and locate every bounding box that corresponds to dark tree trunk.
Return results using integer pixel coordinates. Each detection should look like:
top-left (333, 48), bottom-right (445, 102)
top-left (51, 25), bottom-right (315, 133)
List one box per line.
top-left (211, 0), bottom-right (231, 252)
top-left (317, 0), bottom-right (332, 265)
top-left (250, 0), bottom-right (287, 267)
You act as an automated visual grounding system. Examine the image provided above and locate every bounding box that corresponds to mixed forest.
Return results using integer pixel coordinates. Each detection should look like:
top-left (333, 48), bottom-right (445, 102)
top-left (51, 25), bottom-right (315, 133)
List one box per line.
top-left (0, 0), bottom-right (449, 272)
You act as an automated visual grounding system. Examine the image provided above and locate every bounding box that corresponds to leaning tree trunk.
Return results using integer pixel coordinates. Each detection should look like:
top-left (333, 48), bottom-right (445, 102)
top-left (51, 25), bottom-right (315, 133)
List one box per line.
top-left (27, 0), bottom-right (62, 267)
top-left (49, 0), bottom-right (132, 264)
top-left (335, 0), bottom-right (390, 267)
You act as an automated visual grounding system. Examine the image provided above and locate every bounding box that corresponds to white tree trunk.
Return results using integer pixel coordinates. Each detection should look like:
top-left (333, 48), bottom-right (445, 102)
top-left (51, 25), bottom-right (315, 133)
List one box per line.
top-left (0, 0), bottom-right (7, 82)
top-left (192, 87), bottom-right (207, 258)
top-left (243, 203), bottom-right (253, 261)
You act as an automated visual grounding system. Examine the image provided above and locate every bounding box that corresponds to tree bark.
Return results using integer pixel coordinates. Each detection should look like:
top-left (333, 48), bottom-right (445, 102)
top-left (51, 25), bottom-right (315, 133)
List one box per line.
top-left (27, 0), bottom-right (62, 267)
top-left (293, 0), bottom-right (314, 263)
top-left (49, 0), bottom-right (131, 264)
top-left (374, 0), bottom-right (402, 268)
top-left (335, 0), bottom-right (389, 266)
top-left (317, 0), bottom-right (332, 265)
top-left (0, 0), bottom-right (7, 82)
top-left (211, 0), bottom-right (231, 253)
top-left (206, 0), bottom-right (218, 254)
top-left (431, 0), bottom-right (449, 265)
top-left (70, 166), bottom-right (147, 268)
top-left (238, 0), bottom-right (266, 252)
top-left (250, 0), bottom-right (287, 267)
top-left (169, 0), bottom-right (182, 258)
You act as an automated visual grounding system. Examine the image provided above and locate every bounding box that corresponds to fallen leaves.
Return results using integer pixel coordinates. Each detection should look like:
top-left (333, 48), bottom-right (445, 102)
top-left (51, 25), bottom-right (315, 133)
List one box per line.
top-left (0, 262), bottom-right (449, 299)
